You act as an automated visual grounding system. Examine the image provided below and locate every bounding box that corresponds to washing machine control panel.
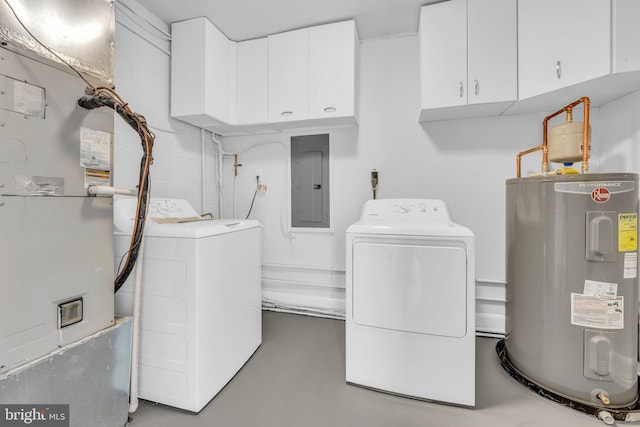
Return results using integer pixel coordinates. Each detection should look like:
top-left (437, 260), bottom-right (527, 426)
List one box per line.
top-left (360, 199), bottom-right (450, 222)
top-left (148, 199), bottom-right (200, 219)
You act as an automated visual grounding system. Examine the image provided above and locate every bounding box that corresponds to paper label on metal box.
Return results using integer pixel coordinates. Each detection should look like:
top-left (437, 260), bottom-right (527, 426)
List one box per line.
top-left (84, 168), bottom-right (110, 187)
top-left (571, 293), bottom-right (623, 329)
top-left (619, 213), bottom-right (638, 252)
top-left (80, 128), bottom-right (111, 171)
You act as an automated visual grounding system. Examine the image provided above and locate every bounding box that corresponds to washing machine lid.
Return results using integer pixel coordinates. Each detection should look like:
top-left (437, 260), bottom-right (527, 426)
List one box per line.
top-left (114, 198), bottom-right (261, 238)
top-left (347, 199), bottom-right (473, 237)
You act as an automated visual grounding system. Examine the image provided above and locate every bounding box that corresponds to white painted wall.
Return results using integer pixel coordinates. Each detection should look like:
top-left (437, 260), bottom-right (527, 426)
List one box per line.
top-left (114, 0), bottom-right (218, 216)
top-left (599, 90), bottom-right (640, 174)
top-left (222, 33), bottom-right (615, 332)
top-left (113, 1), bottom-right (640, 332)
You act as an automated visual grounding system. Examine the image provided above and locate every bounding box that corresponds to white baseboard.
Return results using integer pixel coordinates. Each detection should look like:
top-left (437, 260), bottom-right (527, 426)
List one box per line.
top-left (261, 263), bottom-right (506, 336)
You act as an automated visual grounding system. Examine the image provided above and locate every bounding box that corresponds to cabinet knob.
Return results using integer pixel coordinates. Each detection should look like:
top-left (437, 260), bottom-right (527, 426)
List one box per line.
top-left (556, 61), bottom-right (561, 79)
top-left (474, 80), bottom-right (479, 96)
top-left (459, 82), bottom-right (464, 98)
top-left (281, 111), bottom-right (293, 117)
top-left (323, 106), bottom-right (336, 113)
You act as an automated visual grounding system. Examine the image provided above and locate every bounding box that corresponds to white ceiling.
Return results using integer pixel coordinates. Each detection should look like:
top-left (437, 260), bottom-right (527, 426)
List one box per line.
top-left (133, 0), bottom-right (439, 41)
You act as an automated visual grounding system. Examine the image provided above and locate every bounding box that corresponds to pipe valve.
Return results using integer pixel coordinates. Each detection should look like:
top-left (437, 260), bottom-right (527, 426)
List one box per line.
top-left (371, 169), bottom-right (378, 200)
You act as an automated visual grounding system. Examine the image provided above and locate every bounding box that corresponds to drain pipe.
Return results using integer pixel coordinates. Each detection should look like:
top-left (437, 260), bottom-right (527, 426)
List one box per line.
top-left (233, 154), bottom-right (242, 218)
top-left (129, 236), bottom-right (146, 413)
top-left (212, 133), bottom-right (236, 219)
top-left (201, 129), bottom-right (206, 214)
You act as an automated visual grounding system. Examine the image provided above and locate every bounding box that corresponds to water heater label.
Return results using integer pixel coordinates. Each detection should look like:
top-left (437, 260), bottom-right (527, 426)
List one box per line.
top-left (624, 252), bottom-right (638, 279)
top-left (583, 280), bottom-right (617, 298)
top-left (571, 293), bottom-right (623, 329)
top-left (554, 181), bottom-right (635, 195)
top-left (618, 213), bottom-right (638, 252)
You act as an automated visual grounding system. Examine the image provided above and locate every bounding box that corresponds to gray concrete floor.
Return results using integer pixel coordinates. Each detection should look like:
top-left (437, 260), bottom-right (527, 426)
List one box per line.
top-left (127, 311), bottom-right (603, 427)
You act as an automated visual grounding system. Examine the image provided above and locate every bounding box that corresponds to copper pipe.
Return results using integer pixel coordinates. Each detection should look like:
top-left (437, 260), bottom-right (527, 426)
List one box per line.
top-left (582, 97), bottom-right (591, 173)
top-left (543, 97), bottom-right (590, 172)
top-left (516, 145), bottom-right (547, 178)
top-left (515, 96), bottom-right (591, 177)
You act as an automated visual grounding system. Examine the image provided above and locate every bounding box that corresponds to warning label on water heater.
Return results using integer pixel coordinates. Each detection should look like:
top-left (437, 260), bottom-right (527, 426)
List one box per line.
top-left (619, 213), bottom-right (638, 252)
top-left (571, 293), bottom-right (623, 329)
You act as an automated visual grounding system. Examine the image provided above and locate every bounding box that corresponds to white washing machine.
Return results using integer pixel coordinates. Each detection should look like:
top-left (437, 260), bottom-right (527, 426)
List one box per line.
top-left (113, 198), bottom-right (262, 412)
top-left (346, 199), bottom-right (475, 406)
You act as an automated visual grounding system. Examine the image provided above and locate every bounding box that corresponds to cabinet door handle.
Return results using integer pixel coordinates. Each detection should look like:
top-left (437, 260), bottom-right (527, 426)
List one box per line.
top-left (323, 106), bottom-right (336, 113)
top-left (556, 61), bottom-right (561, 79)
top-left (281, 111), bottom-right (293, 117)
top-left (459, 82), bottom-right (464, 98)
top-left (474, 79), bottom-right (479, 96)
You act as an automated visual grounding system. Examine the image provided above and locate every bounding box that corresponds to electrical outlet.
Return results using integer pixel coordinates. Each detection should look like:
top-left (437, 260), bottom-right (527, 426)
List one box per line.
top-left (258, 184), bottom-right (268, 193)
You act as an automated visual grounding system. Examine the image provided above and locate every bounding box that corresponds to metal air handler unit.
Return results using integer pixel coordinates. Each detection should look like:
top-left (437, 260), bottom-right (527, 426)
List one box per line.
top-left (0, 2), bottom-right (131, 426)
top-left (500, 97), bottom-right (640, 425)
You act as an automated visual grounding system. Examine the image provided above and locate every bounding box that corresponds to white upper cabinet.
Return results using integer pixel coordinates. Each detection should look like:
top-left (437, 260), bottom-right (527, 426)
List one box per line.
top-left (467, 0), bottom-right (517, 106)
top-left (236, 38), bottom-right (268, 125)
top-left (507, 0), bottom-right (640, 114)
top-left (419, 0), bottom-right (517, 121)
top-left (309, 20), bottom-right (359, 123)
top-left (171, 18), bottom-right (359, 134)
top-left (171, 17), bottom-right (236, 129)
top-left (518, 0), bottom-right (610, 101)
top-left (419, 0), bottom-right (467, 112)
top-left (614, 0), bottom-right (640, 73)
top-left (267, 28), bottom-right (310, 123)
top-left (268, 20), bottom-right (359, 126)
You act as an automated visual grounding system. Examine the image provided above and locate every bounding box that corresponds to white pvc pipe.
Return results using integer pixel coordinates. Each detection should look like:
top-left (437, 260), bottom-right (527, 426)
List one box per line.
top-left (128, 236), bottom-right (145, 413)
top-left (211, 133), bottom-right (226, 219)
top-left (233, 174), bottom-right (238, 219)
top-left (88, 185), bottom-right (137, 196)
top-left (201, 128), bottom-right (206, 214)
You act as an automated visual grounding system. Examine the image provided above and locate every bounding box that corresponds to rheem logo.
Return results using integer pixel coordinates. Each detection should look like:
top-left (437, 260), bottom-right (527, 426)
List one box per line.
top-left (591, 187), bottom-right (610, 203)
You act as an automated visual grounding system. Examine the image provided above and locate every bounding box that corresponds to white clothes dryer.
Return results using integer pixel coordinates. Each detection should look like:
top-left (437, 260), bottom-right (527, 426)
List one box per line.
top-left (114, 198), bottom-right (262, 412)
top-left (346, 199), bottom-right (475, 406)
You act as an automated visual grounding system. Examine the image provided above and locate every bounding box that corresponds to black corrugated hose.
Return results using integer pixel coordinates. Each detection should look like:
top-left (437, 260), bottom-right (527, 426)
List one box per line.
top-left (78, 89), bottom-right (155, 293)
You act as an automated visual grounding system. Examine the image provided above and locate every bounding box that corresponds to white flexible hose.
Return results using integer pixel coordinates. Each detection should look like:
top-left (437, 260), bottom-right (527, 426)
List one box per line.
top-left (128, 237), bottom-right (145, 413)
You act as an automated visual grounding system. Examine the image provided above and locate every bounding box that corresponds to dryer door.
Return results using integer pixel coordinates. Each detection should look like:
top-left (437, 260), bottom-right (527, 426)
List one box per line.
top-left (352, 239), bottom-right (467, 338)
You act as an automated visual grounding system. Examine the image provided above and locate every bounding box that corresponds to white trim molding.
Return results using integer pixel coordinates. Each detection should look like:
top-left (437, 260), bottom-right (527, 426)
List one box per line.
top-left (261, 262), bottom-right (506, 336)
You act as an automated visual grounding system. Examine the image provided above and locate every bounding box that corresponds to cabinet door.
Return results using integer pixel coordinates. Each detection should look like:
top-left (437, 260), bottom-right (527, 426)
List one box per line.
top-left (171, 17), bottom-right (234, 126)
top-left (613, 0), bottom-right (640, 73)
top-left (309, 21), bottom-right (357, 120)
top-left (419, 0), bottom-right (467, 110)
top-left (268, 28), bottom-right (309, 123)
top-left (237, 38), bottom-right (268, 125)
top-left (518, 0), bottom-right (610, 100)
top-left (467, 0), bottom-right (517, 105)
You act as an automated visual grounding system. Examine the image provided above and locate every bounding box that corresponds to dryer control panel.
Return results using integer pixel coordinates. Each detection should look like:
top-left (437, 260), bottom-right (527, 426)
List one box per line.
top-left (360, 199), bottom-right (450, 222)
